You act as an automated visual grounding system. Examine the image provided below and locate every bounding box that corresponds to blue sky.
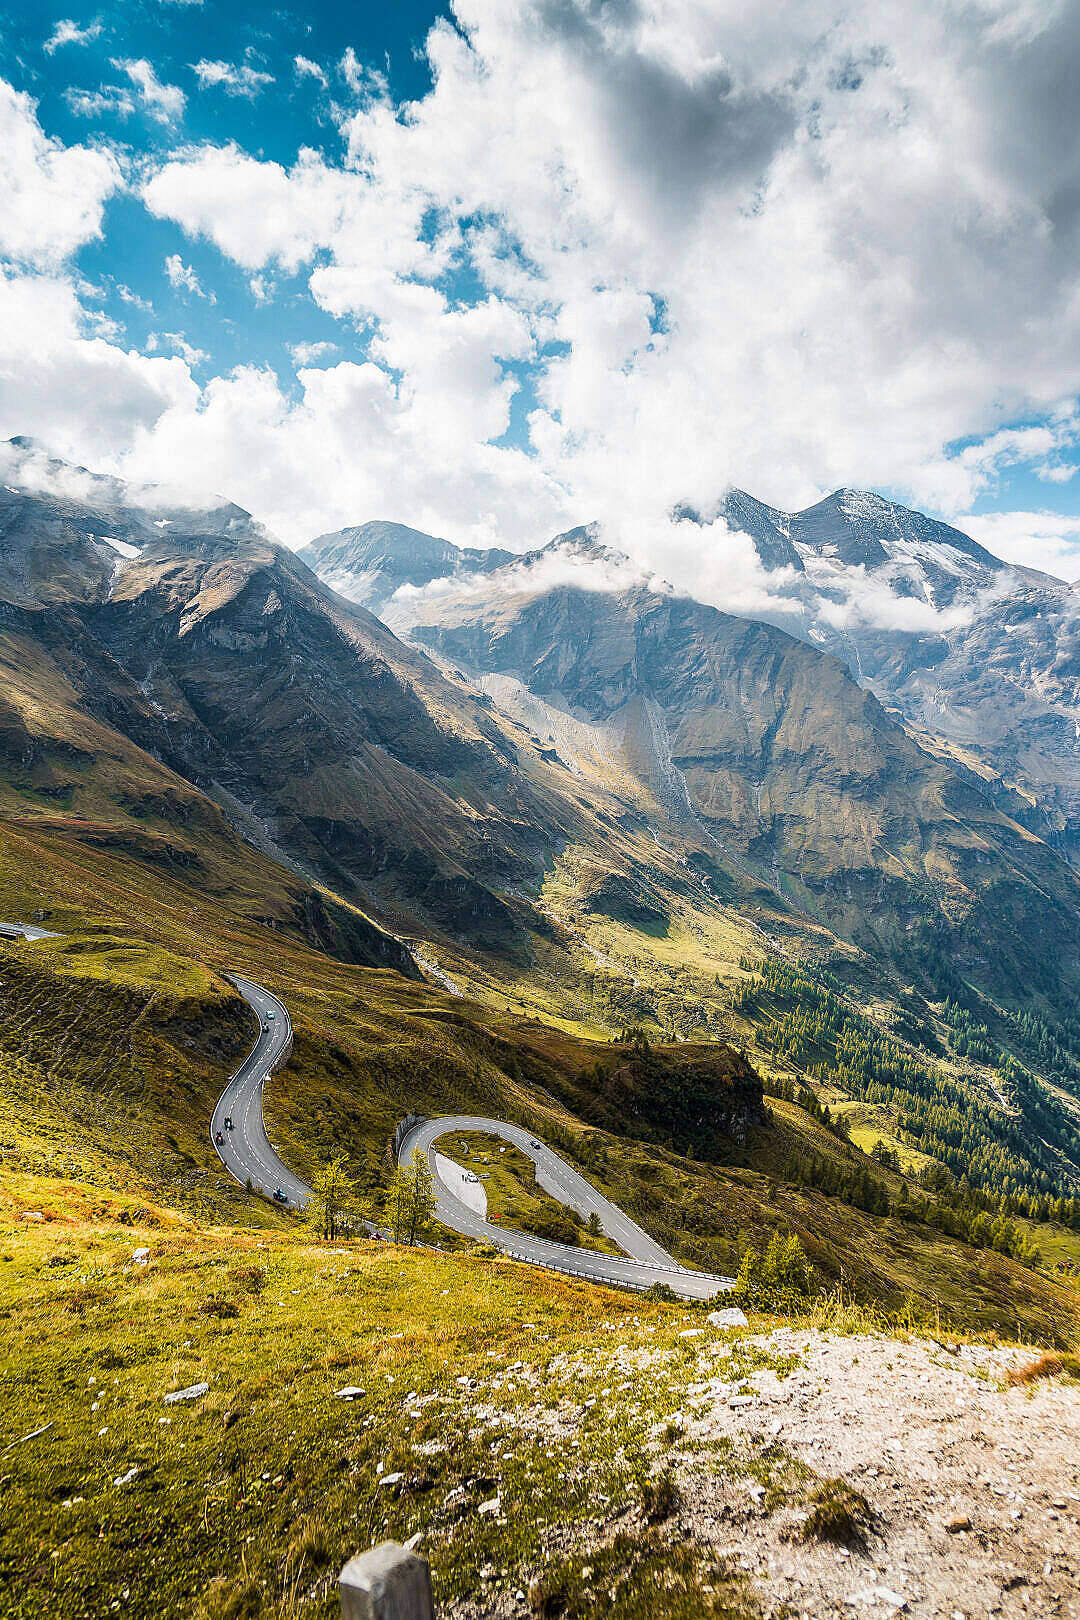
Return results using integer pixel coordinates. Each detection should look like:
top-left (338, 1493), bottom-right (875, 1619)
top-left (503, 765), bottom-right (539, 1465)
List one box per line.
top-left (2, 0), bottom-right (1080, 586)
top-left (4, 1), bottom-right (451, 401)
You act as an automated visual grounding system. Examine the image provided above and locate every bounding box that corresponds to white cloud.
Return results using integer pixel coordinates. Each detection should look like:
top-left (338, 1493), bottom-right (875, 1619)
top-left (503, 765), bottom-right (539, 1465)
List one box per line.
top-left (164, 252), bottom-right (211, 300)
top-left (0, 81), bottom-right (122, 268)
top-left (66, 86), bottom-right (136, 119)
top-left (191, 60), bottom-right (275, 98)
top-left (9, 4), bottom-right (1080, 582)
top-left (44, 18), bottom-right (102, 53)
top-left (126, 0), bottom-right (1080, 563)
top-left (147, 330), bottom-right (208, 366)
top-left (0, 269), bottom-right (198, 464)
top-left (959, 511), bottom-right (1080, 581)
top-left (113, 58), bottom-right (185, 124)
top-left (288, 339), bottom-right (336, 366)
top-left (294, 55), bottom-right (327, 87)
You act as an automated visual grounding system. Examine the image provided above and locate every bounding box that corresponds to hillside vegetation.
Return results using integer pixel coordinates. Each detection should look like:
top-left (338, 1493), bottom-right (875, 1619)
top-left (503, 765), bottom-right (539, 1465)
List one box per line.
top-left (2, 815), bottom-right (1079, 1346)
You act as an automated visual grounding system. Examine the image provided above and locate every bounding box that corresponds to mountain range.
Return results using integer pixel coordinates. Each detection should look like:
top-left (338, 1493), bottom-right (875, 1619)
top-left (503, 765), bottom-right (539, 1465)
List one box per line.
top-left (4, 434), bottom-right (1080, 1301)
top-left (5, 438), bottom-right (1080, 1027)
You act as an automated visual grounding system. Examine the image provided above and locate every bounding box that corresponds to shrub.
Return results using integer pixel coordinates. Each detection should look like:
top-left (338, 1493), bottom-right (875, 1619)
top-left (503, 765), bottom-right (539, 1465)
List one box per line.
top-left (1005, 1352), bottom-right (1065, 1386)
top-left (229, 1265), bottom-right (267, 1295)
top-left (732, 1231), bottom-right (816, 1313)
top-left (199, 1294), bottom-right (240, 1319)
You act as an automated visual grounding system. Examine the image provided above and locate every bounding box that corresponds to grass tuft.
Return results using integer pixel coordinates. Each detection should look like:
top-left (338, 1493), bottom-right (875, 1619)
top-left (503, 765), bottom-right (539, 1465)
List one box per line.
top-left (800, 1478), bottom-right (874, 1544)
top-left (1004, 1351), bottom-right (1080, 1385)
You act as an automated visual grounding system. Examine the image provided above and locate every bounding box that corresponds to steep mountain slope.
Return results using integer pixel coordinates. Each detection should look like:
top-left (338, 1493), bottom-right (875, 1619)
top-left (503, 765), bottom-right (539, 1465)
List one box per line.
top-left (718, 487), bottom-right (1005, 601)
top-left (297, 519), bottom-right (514, 618)
top-left (1, 443), bottom-right (740, 980)
top-left (389, 552), bottom-right (1080, 1008)
top-left (4, 443), bottom-right (1080, 1359)
top-left (713, 489), bottom-right (1080, 858)
top-left (304, 496), bottom-right (1080, 984)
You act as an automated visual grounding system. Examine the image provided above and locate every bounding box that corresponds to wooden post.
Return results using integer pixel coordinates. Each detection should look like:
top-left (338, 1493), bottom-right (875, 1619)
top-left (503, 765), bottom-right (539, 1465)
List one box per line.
top-left (340, 1542), bottom-right (435, 1620)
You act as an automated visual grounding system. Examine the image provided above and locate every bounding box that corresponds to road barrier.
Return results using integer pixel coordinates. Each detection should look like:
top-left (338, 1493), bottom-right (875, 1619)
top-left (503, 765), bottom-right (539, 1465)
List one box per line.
top-left (340, 1542), bottom-right (434, 1620)
top-left (392, 1113), bottom-right (426, 1162)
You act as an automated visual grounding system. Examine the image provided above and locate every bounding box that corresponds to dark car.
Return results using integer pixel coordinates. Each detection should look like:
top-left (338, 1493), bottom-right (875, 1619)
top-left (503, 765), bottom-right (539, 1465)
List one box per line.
top-left (273, 1188), bottom-right (289, 1205)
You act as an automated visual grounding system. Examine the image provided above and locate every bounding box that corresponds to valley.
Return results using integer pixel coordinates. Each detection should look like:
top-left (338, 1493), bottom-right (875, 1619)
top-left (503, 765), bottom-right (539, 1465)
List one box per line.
top-left (2, 443), bottom-right (1080, 1618)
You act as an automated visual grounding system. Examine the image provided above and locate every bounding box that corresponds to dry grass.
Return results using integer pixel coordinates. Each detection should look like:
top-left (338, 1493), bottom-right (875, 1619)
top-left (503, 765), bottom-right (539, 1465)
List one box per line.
top-left (1005, 1352), bottom-right (1065, 1386)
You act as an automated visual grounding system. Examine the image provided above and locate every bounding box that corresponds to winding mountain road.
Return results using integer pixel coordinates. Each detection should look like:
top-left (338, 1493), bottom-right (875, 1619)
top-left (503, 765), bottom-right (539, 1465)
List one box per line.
top-left (398, 1114), bottom-right (733, 1300)
top-left (210, 978), bottom-right (731, 1297)
top-left (210, 976), bottom-right (312, 1209)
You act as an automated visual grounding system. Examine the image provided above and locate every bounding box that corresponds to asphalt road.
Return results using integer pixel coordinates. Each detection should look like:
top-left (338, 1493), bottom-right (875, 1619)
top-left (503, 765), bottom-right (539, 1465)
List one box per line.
top-left (398, 1113), bottom-right (733, 1301)
top-left (7, 934), bottom-right (727, 1286)
top-left (0, 921), bottom-right (60, 940)
top-left (210, 976), bottom-right (313, 1210)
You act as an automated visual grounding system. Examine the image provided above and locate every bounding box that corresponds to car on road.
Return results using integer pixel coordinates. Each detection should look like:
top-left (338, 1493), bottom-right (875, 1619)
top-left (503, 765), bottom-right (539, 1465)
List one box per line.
top-left (273, 1188), bottom-right (288, 1204)
top-left (266, 1010), bottom-right (275, 1020)
top-left (214, 1131), bottom-right (224, 1145)
top-left (530, 1140), bottom-right (541, 1149)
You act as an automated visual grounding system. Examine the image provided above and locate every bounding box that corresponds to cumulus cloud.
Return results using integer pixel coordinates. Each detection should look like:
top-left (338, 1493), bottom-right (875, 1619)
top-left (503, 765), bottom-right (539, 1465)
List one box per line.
top-left (44, 18), bottom-right (102, 53)
top-left (66, 85), bottom-right (136, 119)
top-left (960, 511), bottom-right (1080, 581)
top-left (0, 269), bottom-right (198, 464)
top-left (0, 81), bottom-right (122, 267)
top-left (191, 59), bottom-right (275, 98)
top-left (288, 339), bottom-right (336, 366)
top-left (147, 330), bottom-right (208, 366)
top-left (113, 58), bottom-right (185, 123)
top-left (8, 2), bottom-right (1080, 600)
top-left (123, 0), bottom-right (1080, 560)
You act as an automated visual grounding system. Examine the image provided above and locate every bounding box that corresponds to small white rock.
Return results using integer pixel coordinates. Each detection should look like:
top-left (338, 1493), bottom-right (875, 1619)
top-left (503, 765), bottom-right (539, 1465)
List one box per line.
top-left (334, 1386), bottom-right (367, 1400)
top-left (164, 1382), bottom-right (208, 1405)
top-left (707, 1307), bottom-right (749, 1328)
top-left (132, 1248), bottom-right (150, 1265)
top-left (478, 1495), bottom-right (501, 1515)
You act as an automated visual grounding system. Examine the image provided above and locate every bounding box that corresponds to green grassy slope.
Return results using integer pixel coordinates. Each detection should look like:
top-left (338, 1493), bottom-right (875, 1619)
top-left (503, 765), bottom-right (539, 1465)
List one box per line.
top-left (2, 814), bottom-right (1078, 1344)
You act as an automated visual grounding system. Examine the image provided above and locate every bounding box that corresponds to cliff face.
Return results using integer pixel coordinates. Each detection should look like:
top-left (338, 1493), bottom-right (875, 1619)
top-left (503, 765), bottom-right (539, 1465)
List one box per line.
top-left (299, 519), bottom-right (514, 617)
top-left (405, 571), bottom-right (1080, 1001)
top-left (9, 444), bottom-right (1080, 1011)
top-left (0, 464), bottom-right (612, 953)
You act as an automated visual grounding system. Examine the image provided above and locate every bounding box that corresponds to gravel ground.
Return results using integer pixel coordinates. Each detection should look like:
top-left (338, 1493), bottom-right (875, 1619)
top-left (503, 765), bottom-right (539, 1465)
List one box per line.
top-left (679, 1328), bottom-right (1080, 1619)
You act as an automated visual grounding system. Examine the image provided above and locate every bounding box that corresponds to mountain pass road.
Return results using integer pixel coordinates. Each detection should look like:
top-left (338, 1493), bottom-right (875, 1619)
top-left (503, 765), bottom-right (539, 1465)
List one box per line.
top-left (207, 980), bottom-right (730, 1296)
top-left (210, 976), bottom-right (312, 1210)
top-left (398, 1113), bottom-right (733, 1301)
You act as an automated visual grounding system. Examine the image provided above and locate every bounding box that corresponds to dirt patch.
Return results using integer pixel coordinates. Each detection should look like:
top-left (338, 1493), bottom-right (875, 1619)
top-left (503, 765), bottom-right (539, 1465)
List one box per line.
top-left (675, 1328), bottom-right (1080, 1618)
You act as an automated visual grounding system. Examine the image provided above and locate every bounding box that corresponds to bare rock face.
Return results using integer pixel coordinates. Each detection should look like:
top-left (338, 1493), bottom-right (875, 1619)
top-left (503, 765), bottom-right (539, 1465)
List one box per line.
top-left (713, 487), bottom-right (1080, 860)
top-left (401, 561), bottom-right (1080, 1005)
top-left (299, 520), bottom-right (513, 617)
top-left (9, 441), bottom-right (1080, 1013)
